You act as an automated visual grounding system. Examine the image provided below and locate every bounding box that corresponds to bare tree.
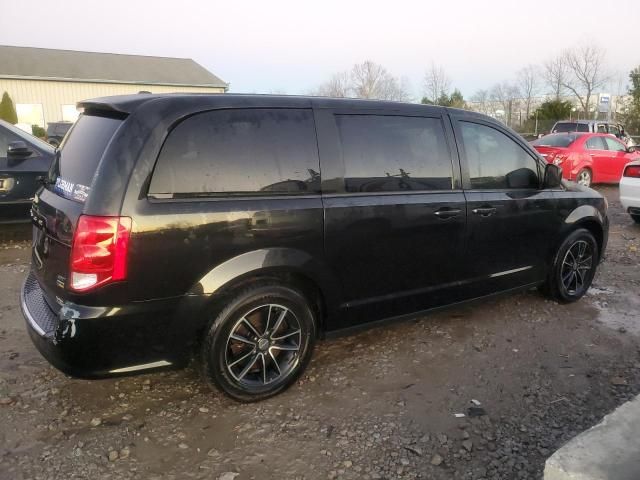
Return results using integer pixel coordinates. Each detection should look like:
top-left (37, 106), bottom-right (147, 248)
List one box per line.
top-left (562, 44), bottom-right (608, 118)
top-left (350, 60), bottom-right (408, 101)
top-left (423, 63), bottom-right (451, 103)
top-left (517, 65), bottom-right (540, 119)
top-left (313, 72), bottom-right (351, 97)
top-left (313, 61), bottom-right (409, 101)
top-left (490, 82), bottom-right (520, 126)
top-left (470, 89), bottom-right (491, 114)
top-left (543, 55), bottom-right (568, 100)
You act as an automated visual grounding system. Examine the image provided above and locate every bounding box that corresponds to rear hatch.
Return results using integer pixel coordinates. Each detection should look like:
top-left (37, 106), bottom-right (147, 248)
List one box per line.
top-left (31, 113), bottom-right (123, 307)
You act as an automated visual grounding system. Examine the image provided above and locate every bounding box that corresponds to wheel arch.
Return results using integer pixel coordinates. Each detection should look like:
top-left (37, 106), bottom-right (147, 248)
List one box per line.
top-left (562, 205), bottom-right (606, 259)
top-left (188, 248), bottom-right (340, 334)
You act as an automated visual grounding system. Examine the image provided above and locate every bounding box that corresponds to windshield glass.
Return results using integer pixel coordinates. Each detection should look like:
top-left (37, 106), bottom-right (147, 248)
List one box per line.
top-left (554, 122), bottom-right (589, 133)
top-left (532, 134), bottom-right (578, 148)
top-left (47, 114), bottom-right (122, 203)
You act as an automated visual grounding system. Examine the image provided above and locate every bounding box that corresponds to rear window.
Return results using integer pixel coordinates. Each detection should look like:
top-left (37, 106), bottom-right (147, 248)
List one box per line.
top-left (48, 114), bottom-right (122, 202)
top-left (149, 109), bottom-right (320, 197)
top-left (531, 134), bottom-right (577, 148)
top-left (553, 122), bottom-right (589, 133)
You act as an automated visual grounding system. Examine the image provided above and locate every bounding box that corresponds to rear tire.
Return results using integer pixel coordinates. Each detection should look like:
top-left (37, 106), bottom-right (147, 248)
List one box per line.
top-left (542, 228), bottom-right (598, 303)
top-left (631, 214), bottom-right (640, 224)
top-left (576, 168), bottom-right (592, 187)
top-left (201, 282), bottom-right (316, 402)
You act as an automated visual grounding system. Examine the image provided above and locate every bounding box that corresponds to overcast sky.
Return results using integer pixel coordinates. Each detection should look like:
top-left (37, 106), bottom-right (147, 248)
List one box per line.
top-left (3, 0), bottom-right (638, 100)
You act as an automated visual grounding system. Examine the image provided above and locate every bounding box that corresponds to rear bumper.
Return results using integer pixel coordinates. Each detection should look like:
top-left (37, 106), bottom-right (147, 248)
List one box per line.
top-left (21, 271), bottom-right (202, 378)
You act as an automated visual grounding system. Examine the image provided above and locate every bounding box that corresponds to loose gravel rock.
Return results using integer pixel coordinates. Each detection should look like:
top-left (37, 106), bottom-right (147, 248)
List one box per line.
top-left (1, 186), bottom-right (639, 480)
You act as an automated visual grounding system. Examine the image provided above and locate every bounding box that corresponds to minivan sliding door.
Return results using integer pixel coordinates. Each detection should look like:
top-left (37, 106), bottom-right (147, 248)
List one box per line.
top-left (315, 108), bottom-right (466, 327)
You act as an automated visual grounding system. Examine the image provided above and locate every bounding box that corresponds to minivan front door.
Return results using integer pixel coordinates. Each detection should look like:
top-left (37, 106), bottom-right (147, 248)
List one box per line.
top-left (452, 117), bottom-right (560, 296)
top-left (315, 108), bottom-right (466, 327)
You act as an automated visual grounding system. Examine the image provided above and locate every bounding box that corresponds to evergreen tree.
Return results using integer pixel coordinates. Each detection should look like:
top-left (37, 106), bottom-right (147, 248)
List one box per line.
top-left (0, 92), bottom-right (18, 124)
top-left (535, 99), bottom-right (573, 120)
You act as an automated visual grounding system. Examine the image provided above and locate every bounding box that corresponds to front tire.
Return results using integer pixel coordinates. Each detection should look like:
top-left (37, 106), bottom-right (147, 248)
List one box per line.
top-left (543, 228), bottom-right (598, 303)
top-left (201, 282), bottom-right (316, 402)
top-left (631, 214), bottom-right (640, 224)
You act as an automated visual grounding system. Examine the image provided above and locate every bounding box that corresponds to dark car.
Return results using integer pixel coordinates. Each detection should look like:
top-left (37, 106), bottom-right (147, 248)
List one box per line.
top-left (46, 121), bottom-right (73, 147)
top-left (0, 119), bottom-right (55, 222)
top-left (22, 94), bottom-right (609, 402)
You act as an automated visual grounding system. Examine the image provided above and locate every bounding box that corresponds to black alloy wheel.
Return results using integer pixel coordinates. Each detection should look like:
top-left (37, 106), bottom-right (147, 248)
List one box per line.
top-left (225, 303), bottom-right (302, 387)
top-left (543, 228), bottom-right (598, 303)
top-left (201, 283), bottom-right (316, 402)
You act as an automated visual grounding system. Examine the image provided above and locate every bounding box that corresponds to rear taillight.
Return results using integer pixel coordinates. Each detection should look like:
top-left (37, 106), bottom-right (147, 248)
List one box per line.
top-left (623, 165), bottom-right (640, 178)
top-left (553, 152), bottom-right (574, 165)
top-left (69, 215), bottom-right (132, 292)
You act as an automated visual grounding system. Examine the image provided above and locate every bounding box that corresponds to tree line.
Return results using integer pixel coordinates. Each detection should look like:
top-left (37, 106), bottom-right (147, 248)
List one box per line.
top-left (312, 43), bottom-right (640, 134)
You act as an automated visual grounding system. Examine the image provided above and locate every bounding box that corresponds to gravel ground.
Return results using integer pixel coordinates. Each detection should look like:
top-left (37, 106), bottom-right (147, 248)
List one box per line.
top-left (1, 185), bottom-right (639, 480)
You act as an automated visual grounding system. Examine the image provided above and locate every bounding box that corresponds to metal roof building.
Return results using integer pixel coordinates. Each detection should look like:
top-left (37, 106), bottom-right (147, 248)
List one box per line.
top-left (0, 46), bottom-right (228, 129)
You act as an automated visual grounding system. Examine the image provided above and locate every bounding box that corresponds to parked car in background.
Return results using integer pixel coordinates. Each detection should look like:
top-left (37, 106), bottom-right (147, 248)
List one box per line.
top-left (0, 119), bottom-right (55, 222)
top-left (620, 160), bottom-right (640, 223)
top-left (531, 133), bottom-right (640, 187)
top-left (550, 120), bottom-right (634, 146)
top-left (46, 121), bottom-right (73, 147)
top-left (22, 94), bottom-right (608, 402)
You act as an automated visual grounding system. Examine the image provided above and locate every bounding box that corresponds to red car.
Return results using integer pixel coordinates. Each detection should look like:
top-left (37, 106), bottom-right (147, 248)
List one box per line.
top-left (531, 133), bottom-right (639, 187)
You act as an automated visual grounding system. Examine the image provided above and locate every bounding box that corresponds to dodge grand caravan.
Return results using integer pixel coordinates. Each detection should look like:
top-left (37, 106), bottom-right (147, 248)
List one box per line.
top-left (22, 94), bottom-right (609, 401)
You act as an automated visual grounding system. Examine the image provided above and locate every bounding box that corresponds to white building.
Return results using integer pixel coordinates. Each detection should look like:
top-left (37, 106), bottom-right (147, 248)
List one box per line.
top-left (0, 45), bottom-right (228, 128)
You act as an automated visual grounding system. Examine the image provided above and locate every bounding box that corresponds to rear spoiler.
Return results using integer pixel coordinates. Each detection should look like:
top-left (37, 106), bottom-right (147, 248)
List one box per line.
top-left (77, 93), bottom-right (156, 118)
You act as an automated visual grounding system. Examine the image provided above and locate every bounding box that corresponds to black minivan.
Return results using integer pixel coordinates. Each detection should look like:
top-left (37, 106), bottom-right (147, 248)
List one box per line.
top-left (22, 94), bottom-right (609, 401)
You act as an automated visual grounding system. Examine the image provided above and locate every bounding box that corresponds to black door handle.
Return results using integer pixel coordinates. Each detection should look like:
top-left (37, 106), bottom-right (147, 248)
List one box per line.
top-left (472, 207), bottom-right (497, 217)
top-left (434, 208), bottom-right (462, 219)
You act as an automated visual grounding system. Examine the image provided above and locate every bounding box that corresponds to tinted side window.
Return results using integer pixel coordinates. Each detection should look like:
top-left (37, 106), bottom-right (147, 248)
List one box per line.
top-left (577, 124), bottom-right (590, 132)
top-left (585, 137), bottom-right (607, 150)
top-left (150, 109), bottom-right (320, 196)
top-left (460, 121), bottom-right (539, 189)
top-left (604, 136), bottom-right (626, 152)
top-left (335, 115), bottom-right (452, 193)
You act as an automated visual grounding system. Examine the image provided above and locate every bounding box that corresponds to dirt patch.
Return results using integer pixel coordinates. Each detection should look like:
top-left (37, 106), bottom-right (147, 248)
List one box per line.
top-left (1, 186), bottom-right (639, 480)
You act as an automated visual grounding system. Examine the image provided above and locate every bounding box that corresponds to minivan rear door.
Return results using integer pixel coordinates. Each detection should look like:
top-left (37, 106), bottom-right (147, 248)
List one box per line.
top-left (315, 106), bottom-right (466, 327)
top-left (31, 114), bottom-right (123, 304)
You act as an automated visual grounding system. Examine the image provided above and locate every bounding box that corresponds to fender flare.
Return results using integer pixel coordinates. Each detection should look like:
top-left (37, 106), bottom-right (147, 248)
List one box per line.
top-left (554, 205), bottom-right (607, 259)
top-left (188, 248), bottom-right (341, 314)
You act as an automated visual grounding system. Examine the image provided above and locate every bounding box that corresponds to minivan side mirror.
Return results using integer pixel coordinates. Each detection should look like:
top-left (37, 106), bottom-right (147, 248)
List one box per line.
top-left (7, 141), bottom-right (33, 160)
top-left (543, 163), bottom-right (563, 189)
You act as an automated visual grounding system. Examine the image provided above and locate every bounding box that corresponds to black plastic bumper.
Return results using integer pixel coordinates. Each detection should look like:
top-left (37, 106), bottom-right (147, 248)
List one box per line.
top-left (21, 271), bottom-right (200, 378)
